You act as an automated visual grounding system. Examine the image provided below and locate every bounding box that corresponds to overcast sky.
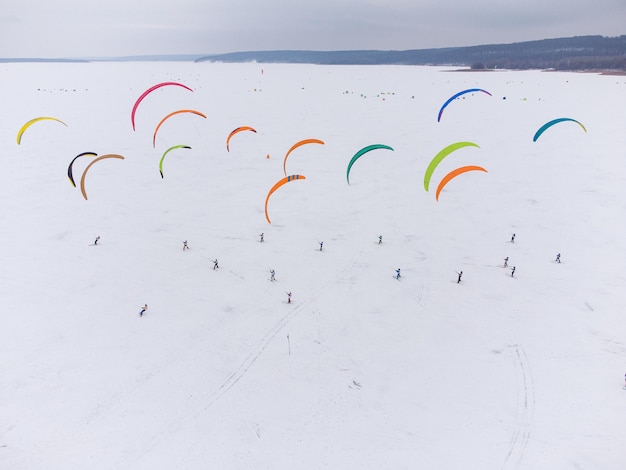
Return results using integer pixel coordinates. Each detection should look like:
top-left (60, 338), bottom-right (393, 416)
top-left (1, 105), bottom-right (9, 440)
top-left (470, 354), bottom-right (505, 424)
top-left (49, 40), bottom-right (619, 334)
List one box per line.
top-left (1, 0), bottom-right (624, 58)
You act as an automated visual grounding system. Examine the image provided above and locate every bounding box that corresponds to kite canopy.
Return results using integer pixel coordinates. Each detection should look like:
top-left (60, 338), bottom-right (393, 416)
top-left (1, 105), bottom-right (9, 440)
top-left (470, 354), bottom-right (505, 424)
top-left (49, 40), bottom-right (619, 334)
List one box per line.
top-left (80, 154), bottom-right (125, 200)
top-left (283, 138), bottom-right (324, 175)
top-left (17, 117), bottom-right (68, 144)
top-left (424, 141), bottom-right (480, 191)
top-left (226, 126), bottom-right (257, 152)
top-left (131, 82), bottom-right (193, 131)
top-left (152, 109), bottom-right (206, 148)
top-left (264, 174), bottom-right (306, 224)
top-left (67, 152), bottom-right (98, 187)
top-left (159, 145), bottom-right (191, 178)
top-left (346, 144), bottom-right (394, 185)
top-left (435, 165), bottom-right (488, 201)
top-left (437, 88), bottom-right (492, 122)
top-left (424, 142), bottom-right (478, 191)
top-left (532, 118), bottom-right (587, 142)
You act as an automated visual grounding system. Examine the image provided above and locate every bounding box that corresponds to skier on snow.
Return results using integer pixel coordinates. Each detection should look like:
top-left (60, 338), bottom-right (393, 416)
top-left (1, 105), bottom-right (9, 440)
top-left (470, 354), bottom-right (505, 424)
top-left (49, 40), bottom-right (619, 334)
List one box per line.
top-left (213, 259), bottom-right (219, 270)
top-left (456, 271), bottom-right (463, 283)
top-left (259, 233), bottom-right (264, 243)
top-left (183, 240), bottom-right (189, 251)
top-left (319, 241), bottom-right (324, 251)
top-left (94, 236), bottom-right (100, 245)
top-left (504, 256), bottom-right (509, 268)
top-left (395, 268), bottom-right (401, 279)
top-left (511, 266), bottom-right (516, 277)
top-left (286, 292), bottom-right (292, 303)
top-left (139, 304), bottom-right (148, 317)
top-left (270, 269), bottom-right (276, 281)
top-left (555, 253), bottom-right (561, 263)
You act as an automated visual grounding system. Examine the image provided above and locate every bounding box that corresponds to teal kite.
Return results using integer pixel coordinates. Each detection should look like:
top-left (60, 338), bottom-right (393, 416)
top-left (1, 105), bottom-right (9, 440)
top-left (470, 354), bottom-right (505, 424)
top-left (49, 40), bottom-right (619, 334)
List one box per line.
top-left (346, 144), bottom-right (394, 185)
top-left (533, 118), bottom-right (587, 142)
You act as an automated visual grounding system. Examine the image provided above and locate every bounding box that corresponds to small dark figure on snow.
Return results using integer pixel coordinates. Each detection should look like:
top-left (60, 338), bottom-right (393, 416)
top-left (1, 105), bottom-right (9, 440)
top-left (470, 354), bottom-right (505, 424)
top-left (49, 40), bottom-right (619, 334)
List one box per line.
top-left (319, 241), bottom-right (324, 251)
top-left (555, 253), bottom-right (561, 263)
top-left (287, 292), bottom-right (292, 304)
top-left (259, 233), bottom-right (264, 243)
top-left (139, 304), bottom-right (148, 316)
top-left (504, 257), bottom-right (509, 268)
top-left (511, 266), bottom-right (516, 277)
top-left (378, 235), bottom-right (383, 245)
top-left (270, 269), bottom-right (276, 281)
top-left (213, 259), bottom-right (219, 270)
top-left (183, 240), bottom-right (189, 251)
top-left (395, 268), bottom-right (401, 279)
top-left (457, 271), bottom-right (463, 283)
top-left (511, 233), bottom-right (516, 243)
top-left (94, 236), bottom-right (100, 245)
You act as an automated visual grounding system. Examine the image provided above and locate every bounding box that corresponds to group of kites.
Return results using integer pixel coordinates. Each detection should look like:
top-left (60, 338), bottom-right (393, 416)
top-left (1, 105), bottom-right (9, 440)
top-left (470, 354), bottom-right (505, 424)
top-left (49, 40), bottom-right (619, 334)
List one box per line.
top-left (15, 82), bottom-right (587, 223)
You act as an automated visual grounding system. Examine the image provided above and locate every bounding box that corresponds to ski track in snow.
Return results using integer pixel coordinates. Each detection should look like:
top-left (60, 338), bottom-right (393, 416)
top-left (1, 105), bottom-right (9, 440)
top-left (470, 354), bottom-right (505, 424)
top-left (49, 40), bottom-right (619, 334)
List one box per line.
top-left (116, 248), bottom-right (365, 468)
top-left (502, 345), bottom-right (535, 470)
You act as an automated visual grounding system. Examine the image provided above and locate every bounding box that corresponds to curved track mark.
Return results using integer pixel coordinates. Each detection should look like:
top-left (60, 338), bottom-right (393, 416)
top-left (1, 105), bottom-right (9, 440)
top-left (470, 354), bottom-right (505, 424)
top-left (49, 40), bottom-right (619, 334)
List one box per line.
top-left (502, 345), bottom-right (535, 470)
top-left (117, 248), bottom-right (363, 468)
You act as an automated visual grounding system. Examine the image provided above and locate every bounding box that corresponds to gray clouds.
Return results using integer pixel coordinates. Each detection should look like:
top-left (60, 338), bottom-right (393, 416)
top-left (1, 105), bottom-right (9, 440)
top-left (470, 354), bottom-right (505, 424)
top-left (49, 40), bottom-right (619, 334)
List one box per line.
top-left (1, 0), bottom-right (624, 58)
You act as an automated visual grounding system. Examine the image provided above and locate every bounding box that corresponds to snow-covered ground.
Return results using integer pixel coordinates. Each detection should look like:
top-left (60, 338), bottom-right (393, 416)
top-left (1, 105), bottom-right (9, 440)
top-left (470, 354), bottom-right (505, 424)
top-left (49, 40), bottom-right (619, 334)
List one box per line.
top-left (1, 61), bottom-right (625, 469)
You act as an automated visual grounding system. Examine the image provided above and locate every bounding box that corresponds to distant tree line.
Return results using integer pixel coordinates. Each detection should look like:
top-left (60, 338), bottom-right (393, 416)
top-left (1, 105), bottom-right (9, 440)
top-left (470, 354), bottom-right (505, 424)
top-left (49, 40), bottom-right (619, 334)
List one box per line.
top-left (3, 35), bottom-right (624, 71)
top-left (195, 35), bottom-right (626, 72)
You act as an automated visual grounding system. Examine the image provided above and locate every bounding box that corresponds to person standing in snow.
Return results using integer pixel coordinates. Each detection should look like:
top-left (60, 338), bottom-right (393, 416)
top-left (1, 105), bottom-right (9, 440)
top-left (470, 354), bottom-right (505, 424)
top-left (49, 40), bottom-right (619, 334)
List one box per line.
top-left (286, 292), bottom-right (292, 304)
top-left (183, 240), bottom-right (189, 251)
top-left (270, 269), bottom-right (276, 281)
top-left (94, 236), bottom-right (100, 245)
top-left (555, 253), bottom-right (561, 263)
top-left (511, 233), bottom-right (516, 243)
top-left (511, 266), bottom-right (516, 277)
top-left (456, 271), bottom-right (463, 283)
top-left (378, 235), bottom-right (383, 245)
top-left (395, 268), bottom-right (401, 279)
top-left (259, 233), bottom-right (264, 243)
top-left (319, 241), bottom-right (324, 251)
top-left (504, 257), bottom-right (509, 268)
top-left (139, 304), bottom-right (148, 317)
top-left (212, 259), bottom-right (219, 270)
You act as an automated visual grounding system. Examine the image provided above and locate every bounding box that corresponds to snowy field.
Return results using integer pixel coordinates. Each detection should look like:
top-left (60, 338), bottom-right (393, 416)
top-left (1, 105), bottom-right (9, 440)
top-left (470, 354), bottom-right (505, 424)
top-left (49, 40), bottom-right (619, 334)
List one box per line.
top-left (1, 61), bottom-right (625, 469)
